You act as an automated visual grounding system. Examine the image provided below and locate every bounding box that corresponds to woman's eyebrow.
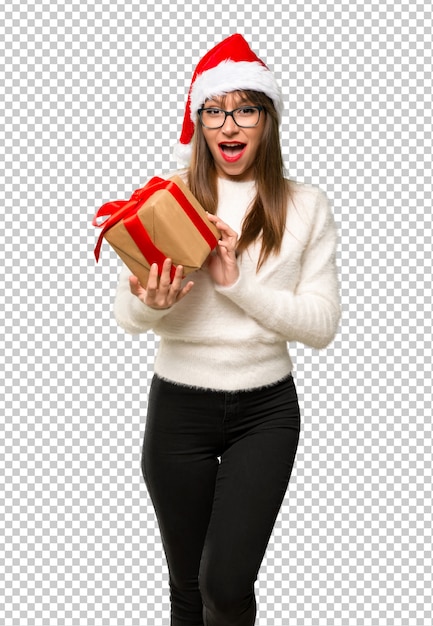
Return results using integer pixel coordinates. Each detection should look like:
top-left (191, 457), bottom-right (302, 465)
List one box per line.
top-left (204, 98), bottom-right (223, 106)
top-left (204, 98), bottom-right (254, 108)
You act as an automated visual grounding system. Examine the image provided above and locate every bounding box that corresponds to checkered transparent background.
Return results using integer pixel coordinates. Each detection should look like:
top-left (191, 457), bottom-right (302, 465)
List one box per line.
top-left (1, 0), bottom-right (432, 624)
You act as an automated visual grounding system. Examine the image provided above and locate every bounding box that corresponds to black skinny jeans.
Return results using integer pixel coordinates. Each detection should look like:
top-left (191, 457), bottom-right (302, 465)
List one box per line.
top-left (141, 374), bottom-right (300, 626)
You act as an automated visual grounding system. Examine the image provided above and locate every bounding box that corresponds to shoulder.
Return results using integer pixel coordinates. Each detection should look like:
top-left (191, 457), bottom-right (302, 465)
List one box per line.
top-left (285, 179), bottom-right (336, 239)
top-left (164, 168), bottom-right (189, 183)
top-left (142, 168), bottom-right (189, 185)
top-left (287, 179), bottom-right (329, 209)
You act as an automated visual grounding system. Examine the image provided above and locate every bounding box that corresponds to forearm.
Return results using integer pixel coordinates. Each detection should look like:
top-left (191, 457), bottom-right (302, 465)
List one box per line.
top-left (215, 270), bottom-right (341, 349)
top-left (113, 266), bottom-right (168, 335)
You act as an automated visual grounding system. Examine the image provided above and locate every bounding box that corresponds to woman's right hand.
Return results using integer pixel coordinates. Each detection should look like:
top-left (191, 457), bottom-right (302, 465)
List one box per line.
top-left (129, 258), bottom-right (194, 310)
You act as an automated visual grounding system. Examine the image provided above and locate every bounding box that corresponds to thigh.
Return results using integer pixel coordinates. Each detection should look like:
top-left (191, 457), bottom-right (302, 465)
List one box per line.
top-left (200, 377), bottom-right (300, 595)
top-left (142, 376), bottom-right (222, 585)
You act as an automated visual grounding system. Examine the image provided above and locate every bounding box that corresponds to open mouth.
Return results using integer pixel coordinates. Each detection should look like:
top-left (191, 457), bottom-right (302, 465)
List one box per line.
top-left (218, 142), bottom-right (247, 162)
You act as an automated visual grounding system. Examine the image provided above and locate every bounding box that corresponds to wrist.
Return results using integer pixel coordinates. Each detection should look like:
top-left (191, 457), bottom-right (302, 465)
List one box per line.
top-left (214, 269), bottom-right (241, 290)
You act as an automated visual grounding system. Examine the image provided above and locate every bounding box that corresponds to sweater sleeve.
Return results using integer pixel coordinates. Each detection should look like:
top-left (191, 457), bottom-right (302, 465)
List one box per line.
top-left (214, 189), bottom-right (341, 349)
top-left (113, 265), bottom-right (169, 335)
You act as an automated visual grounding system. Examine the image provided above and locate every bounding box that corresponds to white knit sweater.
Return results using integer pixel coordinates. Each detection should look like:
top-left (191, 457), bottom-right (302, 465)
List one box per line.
top-left (113, 176), bottom-right (341, 391)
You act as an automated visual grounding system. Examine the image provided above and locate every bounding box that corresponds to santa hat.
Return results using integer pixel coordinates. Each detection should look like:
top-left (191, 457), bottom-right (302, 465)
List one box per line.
top-left (173, 34), bottom-right (283, 165)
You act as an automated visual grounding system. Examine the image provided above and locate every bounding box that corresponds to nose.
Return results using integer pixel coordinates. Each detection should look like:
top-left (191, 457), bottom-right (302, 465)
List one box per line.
top-left (221, 112), bottom-right (239, 134)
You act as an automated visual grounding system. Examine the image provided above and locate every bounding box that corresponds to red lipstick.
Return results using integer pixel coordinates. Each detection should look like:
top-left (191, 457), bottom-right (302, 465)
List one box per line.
top-left (218, 142), bottom-right (247, 163)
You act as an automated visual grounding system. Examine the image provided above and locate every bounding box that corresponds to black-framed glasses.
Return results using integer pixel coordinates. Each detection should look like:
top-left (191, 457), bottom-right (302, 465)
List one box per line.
top-left (197, 105), bottom-right (264, 129)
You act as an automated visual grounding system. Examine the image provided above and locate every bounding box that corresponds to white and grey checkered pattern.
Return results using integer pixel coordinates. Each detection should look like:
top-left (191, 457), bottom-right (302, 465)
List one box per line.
top-left (1, 0), bottom-right (432, 624)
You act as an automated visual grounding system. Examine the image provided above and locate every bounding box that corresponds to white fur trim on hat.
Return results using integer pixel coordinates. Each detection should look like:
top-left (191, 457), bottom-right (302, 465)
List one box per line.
top-left (190, 60), bottom-right (284, 123)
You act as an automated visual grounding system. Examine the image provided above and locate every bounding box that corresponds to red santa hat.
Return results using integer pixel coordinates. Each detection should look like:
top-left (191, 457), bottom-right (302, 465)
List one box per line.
top-left (174, 34), bottom-right (284, 165)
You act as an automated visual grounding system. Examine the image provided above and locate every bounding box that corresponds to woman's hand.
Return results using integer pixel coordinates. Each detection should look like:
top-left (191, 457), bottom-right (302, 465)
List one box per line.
top-left (206, 213), bottom-right (239, 287)
top-left (129, 258), bottom-right (194, 309)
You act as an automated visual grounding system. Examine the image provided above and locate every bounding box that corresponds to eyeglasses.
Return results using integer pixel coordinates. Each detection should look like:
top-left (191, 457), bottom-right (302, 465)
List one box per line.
top-left (197, 105), bottom-right (264, 129)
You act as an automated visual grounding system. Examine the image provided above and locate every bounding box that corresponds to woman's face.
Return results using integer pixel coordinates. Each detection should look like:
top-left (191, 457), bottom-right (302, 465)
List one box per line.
top-left (200, 91), bottom-right (266, 181)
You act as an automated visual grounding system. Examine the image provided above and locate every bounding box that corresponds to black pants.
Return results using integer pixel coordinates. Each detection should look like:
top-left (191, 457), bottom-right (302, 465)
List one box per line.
top-left (141, 374), bottom-right (300, 626)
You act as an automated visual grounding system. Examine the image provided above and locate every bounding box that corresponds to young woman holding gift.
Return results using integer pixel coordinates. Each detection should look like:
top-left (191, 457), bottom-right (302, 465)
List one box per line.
top-left (114, 34), bottom-right (340, 626)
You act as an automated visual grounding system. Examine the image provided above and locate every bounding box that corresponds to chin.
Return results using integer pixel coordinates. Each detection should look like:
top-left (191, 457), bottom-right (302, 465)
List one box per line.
top-left (217, 164), bottom-right (254, 181)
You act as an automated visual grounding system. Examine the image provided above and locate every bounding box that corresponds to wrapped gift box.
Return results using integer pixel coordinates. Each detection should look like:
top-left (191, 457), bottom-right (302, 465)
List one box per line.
top-left (93, 175), bottom-right (220, 286)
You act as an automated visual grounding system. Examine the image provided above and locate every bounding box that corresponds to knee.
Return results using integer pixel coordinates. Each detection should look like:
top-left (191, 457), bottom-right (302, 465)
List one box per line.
top-left (199, 570), bottom-right (255, 623)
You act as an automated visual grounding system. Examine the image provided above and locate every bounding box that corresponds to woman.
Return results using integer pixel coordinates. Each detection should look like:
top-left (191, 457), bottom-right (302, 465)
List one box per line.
top-left (114, 34), bottom-right (340, 626)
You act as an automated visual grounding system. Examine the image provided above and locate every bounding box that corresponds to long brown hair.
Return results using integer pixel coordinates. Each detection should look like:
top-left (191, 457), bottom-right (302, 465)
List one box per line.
top-left (187, 90), bottom-right (292, 270)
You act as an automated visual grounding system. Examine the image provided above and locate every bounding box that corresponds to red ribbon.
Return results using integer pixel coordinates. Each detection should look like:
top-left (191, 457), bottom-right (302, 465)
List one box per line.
top-left (92, 177), bottom-right (218, 279)
top-left (123, 213), bottom-right (177, 282)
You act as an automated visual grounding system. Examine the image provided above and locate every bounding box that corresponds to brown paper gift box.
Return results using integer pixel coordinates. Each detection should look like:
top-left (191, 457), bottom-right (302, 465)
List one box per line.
top-left (93, 175), bottom-right (220, 286)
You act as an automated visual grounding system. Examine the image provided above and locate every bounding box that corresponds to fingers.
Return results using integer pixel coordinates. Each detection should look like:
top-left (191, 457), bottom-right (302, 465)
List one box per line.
top-left (145, 261), bottom-right (162, 293)
top-left (206, 212), bottom-right (237, 237)
top-left (207, 213), bottom-right (238, 257)
top-left (178, 279), bottom-right (195, 301)
top-left (130, 259), bottom-right (194, 309)
top-left (129, 275), bottom-right (141, 295)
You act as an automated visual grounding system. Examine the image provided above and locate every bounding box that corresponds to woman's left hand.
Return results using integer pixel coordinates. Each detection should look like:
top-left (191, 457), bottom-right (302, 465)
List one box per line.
top-left (205, 213), bottom-right (239, 287)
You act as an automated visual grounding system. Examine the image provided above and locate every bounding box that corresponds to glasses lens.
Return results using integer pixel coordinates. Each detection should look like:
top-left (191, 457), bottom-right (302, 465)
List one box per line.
top-left (233, 106), bottom-right (261, 127)
top-left (200, 108), bottom-right (226, 128)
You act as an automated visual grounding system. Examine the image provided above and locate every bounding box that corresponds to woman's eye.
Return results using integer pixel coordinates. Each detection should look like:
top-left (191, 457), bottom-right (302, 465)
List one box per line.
top-left (237, 107), bottom-right (256, 116)
top-left (206, 108), bottom-right (223, 116)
